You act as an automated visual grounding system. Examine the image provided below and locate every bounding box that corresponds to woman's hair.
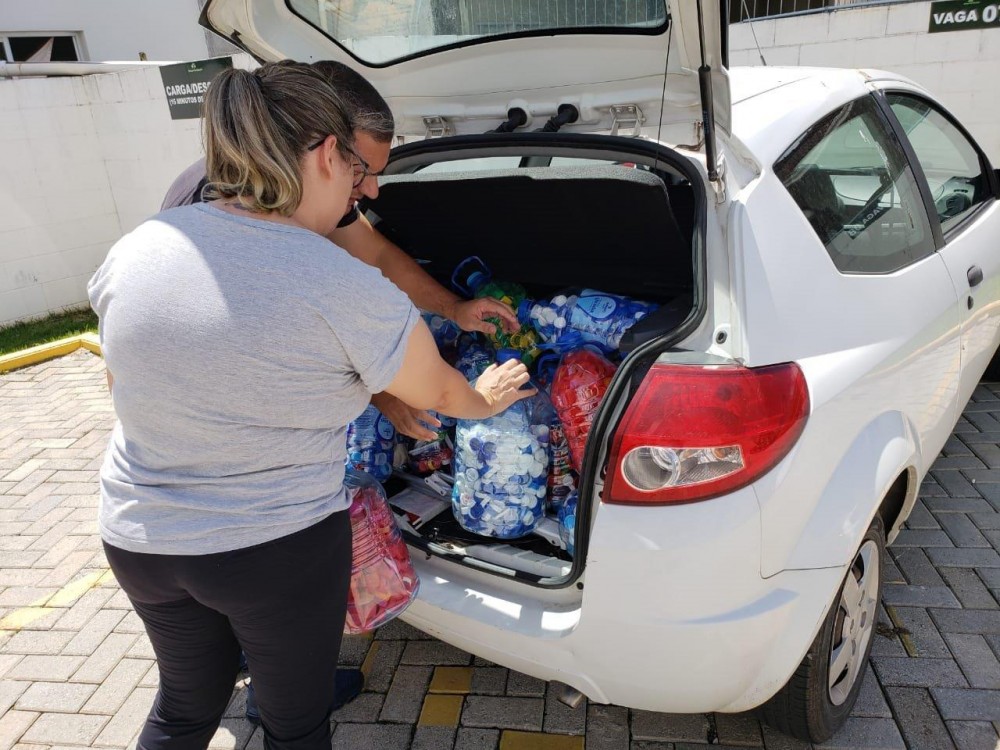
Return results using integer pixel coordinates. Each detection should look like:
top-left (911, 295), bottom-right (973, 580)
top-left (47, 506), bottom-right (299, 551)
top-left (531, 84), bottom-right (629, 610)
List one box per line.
top-left (202, 60), bottom-right (355, 216)
top-left (311, 60), bottom-right (394, 143)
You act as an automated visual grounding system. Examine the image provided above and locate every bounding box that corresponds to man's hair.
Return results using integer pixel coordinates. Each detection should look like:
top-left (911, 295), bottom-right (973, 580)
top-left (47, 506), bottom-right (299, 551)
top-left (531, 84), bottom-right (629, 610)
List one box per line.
top-left (312, 61), bottom-right (394, 143)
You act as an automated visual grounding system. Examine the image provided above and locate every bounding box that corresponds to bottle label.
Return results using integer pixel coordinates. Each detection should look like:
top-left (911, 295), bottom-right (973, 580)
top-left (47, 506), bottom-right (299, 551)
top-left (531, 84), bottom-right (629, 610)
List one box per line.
top-left (575, 294), bottom-right (618, 321)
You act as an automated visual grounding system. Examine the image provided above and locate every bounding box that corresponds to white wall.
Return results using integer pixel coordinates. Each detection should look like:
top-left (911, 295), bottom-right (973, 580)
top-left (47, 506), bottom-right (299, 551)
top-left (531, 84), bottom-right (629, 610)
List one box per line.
top-left (0, 63), bottom-right (221, 326)
top-left (729, 1), bottom-right (1000, 161)
top-left (0, 0), bottom-right (210, 62)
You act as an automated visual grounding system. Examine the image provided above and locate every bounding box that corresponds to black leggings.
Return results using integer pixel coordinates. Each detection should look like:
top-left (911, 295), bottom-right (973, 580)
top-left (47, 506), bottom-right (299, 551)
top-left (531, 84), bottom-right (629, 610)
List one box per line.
top-left (104, 511), bottom-right (352, 750)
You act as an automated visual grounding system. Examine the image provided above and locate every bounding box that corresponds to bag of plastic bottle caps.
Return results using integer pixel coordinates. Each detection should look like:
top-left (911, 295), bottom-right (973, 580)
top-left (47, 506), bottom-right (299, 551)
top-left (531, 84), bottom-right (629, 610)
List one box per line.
top-left (343, 469), bottom-right (420, 634)
top-left (422, 311), bottom-right (462, 350)
top-left (451, 257), bottom-right (540, 364)
top-left (451, 391), bottom-right (551, 539)
top-left (346, 404), bottom-right (396, 482)
top-left (518, 290), bottom-right (658, 352)
top-left (550, 347), bottom-right (617, 472)
top-left (558, 491), bottom-right (578, 557)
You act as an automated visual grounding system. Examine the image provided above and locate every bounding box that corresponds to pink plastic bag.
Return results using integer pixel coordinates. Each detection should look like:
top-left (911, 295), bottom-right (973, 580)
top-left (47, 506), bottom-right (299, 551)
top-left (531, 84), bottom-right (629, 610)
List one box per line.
top-left (343, 469), bottom-right (420, 634)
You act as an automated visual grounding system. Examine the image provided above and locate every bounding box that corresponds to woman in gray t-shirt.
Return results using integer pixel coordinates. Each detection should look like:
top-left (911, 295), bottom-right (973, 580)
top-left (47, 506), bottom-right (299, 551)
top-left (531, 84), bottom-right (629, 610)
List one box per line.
top-left (88, 61), bottom-right (532, 750)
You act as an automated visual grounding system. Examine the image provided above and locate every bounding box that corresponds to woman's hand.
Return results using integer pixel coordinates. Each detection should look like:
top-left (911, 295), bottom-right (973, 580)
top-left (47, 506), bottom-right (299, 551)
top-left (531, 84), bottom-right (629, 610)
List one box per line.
top-left (450, 298), bottom-right (520, 335)
top-left (473, 360), bottom-right (536, 416)
top-left (370, 392), bottom-right (440, 441)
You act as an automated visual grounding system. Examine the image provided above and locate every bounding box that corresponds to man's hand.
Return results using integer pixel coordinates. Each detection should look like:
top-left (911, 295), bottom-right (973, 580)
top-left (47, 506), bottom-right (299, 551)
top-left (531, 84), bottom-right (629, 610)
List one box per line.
top-left (450, 298), bottom-right (520, 336)
top-left (370, 391), bottom-right (441, 441)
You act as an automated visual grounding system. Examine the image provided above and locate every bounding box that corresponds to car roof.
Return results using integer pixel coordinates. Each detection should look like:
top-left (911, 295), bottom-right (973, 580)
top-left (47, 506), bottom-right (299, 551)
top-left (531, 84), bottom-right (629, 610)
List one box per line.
top-left (726, 66), bottom-right (926, 166)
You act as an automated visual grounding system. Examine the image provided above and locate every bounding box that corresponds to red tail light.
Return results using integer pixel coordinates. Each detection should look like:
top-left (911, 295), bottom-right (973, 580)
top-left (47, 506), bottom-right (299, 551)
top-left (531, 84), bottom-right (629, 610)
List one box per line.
top-left (605, 363), bottom-right (809, 505)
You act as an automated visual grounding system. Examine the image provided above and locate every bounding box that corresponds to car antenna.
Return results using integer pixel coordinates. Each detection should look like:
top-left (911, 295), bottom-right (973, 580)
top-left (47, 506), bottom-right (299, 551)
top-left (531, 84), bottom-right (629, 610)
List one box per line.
top-left (653, 10), bottom-right (673, 177)
top-left (740, 0), bottom-right (769, 65)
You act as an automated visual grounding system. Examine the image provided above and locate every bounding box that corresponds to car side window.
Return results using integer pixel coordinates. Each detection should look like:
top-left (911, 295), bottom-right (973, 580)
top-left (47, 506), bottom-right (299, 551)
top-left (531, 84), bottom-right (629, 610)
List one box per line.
top-left (775, 96), bottom-right (935, 274)
top-left (886, 93), bottom-right (991, 236)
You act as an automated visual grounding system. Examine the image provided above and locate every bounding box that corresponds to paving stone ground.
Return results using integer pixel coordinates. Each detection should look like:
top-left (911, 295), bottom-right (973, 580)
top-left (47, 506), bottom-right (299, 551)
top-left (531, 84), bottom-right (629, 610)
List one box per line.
top-left (2, 350), bottom-right (1000, 749)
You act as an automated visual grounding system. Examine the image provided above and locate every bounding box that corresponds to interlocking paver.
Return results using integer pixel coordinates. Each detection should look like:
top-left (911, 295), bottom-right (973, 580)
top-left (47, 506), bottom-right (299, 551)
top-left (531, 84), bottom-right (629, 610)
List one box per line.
top-left (631, 711), bottom-right (709, 743)
top-left (20, 714), bottom-right (108, 747)
top-left (15, 682), bottom-right (97, 713)
top-left (871, 656), bottom-right (968, 688)
top-left (0, 710), bottom-right (39, 750)
top-left (883, 687), bottom-right (955, 750)
top-left (461, 696), bottom-right (544, 732)
top-left (945, 720), bottom-right (999, 750)
top-left (944, 633), bottom-right (1000, 689)
top-left (930, 687), bottom-right (1000, 721)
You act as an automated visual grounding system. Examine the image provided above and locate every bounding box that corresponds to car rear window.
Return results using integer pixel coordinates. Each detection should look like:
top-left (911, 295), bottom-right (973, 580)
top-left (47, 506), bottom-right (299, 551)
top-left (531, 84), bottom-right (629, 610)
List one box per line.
top-left (286, 0), bottom-right (668, 65)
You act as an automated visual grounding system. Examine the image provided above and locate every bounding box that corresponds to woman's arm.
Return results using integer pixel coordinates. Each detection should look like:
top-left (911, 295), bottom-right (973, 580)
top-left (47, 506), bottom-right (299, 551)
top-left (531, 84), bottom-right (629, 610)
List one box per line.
top-left (384, 321), bottom-right (533, 420)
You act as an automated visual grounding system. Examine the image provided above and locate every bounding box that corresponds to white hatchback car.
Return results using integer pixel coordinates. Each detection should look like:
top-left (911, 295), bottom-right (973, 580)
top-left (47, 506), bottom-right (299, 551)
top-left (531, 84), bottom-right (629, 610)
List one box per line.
top-left (203, 0), bottom-right (1000, 741)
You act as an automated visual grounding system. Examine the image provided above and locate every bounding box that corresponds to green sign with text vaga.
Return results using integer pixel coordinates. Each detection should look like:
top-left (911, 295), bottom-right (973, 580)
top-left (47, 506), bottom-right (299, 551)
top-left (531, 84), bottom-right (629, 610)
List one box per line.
top-left (159, 57), bottom-right (233, 120)
top-left (929, 0), bottom-right (1000, 32)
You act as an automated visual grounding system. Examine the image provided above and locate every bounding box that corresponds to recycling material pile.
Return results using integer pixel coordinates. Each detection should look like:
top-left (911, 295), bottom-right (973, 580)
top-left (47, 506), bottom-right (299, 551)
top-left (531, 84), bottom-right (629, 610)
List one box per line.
top-left (345, 255), bottom-right (659, 560)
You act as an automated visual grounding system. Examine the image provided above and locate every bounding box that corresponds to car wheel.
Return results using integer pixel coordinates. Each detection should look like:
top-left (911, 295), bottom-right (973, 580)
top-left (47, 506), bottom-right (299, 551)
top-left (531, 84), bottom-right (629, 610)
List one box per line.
top-left (759, 515), bottom-right (884, 743)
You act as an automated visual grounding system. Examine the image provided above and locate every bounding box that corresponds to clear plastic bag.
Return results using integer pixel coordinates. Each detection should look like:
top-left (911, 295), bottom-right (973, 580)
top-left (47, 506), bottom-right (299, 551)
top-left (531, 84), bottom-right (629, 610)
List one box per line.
top-left (343, 469), bottom-right (420, 634)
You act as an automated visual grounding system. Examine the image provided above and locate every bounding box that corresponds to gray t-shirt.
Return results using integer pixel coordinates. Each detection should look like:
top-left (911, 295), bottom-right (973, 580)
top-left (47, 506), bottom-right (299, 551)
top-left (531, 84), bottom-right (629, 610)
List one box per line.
top-left (88, 203), bottom-right (419, 555)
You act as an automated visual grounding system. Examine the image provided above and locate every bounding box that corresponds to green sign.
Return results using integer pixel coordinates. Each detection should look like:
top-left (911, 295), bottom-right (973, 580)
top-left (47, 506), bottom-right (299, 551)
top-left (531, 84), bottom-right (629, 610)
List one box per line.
top-left (159, 57), bottom-right (233, 120)
top-left (928, 0), bottom-right (1000, 32)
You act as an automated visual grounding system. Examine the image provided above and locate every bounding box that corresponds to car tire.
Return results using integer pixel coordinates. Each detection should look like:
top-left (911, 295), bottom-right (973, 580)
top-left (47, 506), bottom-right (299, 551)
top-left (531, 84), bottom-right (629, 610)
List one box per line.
top-left (759, 515), bottom-right (884, 743)
top-left (983, 347), bottom-right (1000, 382)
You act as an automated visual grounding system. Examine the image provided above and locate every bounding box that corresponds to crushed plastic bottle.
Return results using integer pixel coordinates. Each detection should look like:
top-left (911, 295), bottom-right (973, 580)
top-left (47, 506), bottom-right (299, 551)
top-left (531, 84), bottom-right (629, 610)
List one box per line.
top-left (518, 290), bottom-right (658, 352)
top-left (550, 348), bottom-right (617, 472)
top-left (558, 491), bottom-right (578, 557)
top-left (345, 404), bottom-right (396, 483)
top-left (343, 469), bottom-right (419, 634)
top-left (547, 418), bottom-right (576, 509)
top-left (451, 392), bottom-right (550, 539)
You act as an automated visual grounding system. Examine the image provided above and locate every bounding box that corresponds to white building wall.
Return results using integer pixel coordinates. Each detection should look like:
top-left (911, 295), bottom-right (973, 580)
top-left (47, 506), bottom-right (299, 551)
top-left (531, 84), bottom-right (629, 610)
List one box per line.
top-left (0, 0), bottom-right (210, 61)
top-left (0, 65), bottom-right (216, 327)
top-left (729, 1), bottom-right (1000, 161)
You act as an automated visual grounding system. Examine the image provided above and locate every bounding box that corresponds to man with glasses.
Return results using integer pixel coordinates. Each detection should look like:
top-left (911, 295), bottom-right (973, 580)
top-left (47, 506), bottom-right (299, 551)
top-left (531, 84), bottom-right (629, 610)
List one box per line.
top-left (162, 60), bottom-right (519, 444)
top-left (160, 60), bottom-right (518, 726)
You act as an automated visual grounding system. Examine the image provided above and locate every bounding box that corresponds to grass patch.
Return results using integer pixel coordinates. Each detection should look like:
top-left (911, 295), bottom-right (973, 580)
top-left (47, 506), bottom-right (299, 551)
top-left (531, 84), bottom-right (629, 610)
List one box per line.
top-left (0, 308), bottom-right (98, 356)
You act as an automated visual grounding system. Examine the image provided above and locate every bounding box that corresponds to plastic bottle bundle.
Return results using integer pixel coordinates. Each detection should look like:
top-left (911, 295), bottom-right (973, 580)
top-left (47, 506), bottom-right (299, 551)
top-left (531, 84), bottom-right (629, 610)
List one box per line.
top-left (343, 469), bottom-right (420, 634)
top-left (518, 290), bottom-right (659, 352)
top-left (345, 404), bottom-right (396, 482)
top-left (550, 348), bottom-right (618, 472)
top-left (451, 395), bottom-right (550, 539)
top-left (558, 491), bottom-right (578, 557)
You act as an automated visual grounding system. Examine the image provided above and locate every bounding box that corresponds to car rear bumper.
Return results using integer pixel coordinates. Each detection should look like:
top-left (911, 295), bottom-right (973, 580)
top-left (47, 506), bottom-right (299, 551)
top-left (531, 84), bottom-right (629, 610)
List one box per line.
top-left (401, 487), bottom-right (846, 712)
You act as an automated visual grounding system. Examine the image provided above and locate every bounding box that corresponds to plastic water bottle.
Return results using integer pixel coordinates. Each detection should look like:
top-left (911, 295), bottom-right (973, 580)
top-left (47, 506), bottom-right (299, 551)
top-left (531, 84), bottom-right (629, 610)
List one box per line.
top-left (558, 491), bottom-right (578, 557)
top-left (547, 418), bottom-right (576, 509)
top-left (518, 290), bottom-right (658, 351)
top-left (345, 404), bottom-right (396, 482)
top-left (451, 392), bottom-right (550, 540)
top-left (550, 348), bottom-right (617, 472)
top-left (343, 469), bottom-right (419, 634)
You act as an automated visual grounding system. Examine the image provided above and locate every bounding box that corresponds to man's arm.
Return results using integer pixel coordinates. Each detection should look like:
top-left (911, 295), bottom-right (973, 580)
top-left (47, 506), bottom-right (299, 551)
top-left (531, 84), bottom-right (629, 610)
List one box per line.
top-left (329, 213), bottom-right (519, 335)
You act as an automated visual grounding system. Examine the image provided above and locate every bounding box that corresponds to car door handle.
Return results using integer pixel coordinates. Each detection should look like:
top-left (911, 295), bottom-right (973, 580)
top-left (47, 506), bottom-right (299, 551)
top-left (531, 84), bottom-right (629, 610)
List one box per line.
top-left (968, 265), bottom-right (983, 288)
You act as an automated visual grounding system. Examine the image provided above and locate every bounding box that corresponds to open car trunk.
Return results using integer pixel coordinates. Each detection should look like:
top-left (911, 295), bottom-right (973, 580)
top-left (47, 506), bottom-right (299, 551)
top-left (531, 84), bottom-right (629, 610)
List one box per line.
top-left (363, 134), bottom-right (705, 586)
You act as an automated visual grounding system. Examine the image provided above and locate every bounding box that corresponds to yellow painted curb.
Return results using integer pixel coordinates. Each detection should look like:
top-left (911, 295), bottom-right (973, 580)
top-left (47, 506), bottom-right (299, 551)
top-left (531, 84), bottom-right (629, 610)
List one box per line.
top-left (0, 334), bottom-right (102, 374)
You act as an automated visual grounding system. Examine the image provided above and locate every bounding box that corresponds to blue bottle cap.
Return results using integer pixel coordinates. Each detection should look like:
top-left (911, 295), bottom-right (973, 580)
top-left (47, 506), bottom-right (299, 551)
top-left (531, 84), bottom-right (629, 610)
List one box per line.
top-left (516, 299), bottom-right (535, 325)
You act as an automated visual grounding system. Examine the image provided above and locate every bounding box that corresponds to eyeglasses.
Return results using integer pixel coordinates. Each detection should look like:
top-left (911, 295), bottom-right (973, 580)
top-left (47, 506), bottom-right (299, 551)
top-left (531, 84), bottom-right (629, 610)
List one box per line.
top-left (307, 136), bottom-right (375, 189)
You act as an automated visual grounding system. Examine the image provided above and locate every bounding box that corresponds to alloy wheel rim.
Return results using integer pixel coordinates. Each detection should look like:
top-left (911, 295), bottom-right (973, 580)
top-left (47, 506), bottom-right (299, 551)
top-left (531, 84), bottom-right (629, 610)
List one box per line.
top-left (828, 539), bottom-right (879, 706)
